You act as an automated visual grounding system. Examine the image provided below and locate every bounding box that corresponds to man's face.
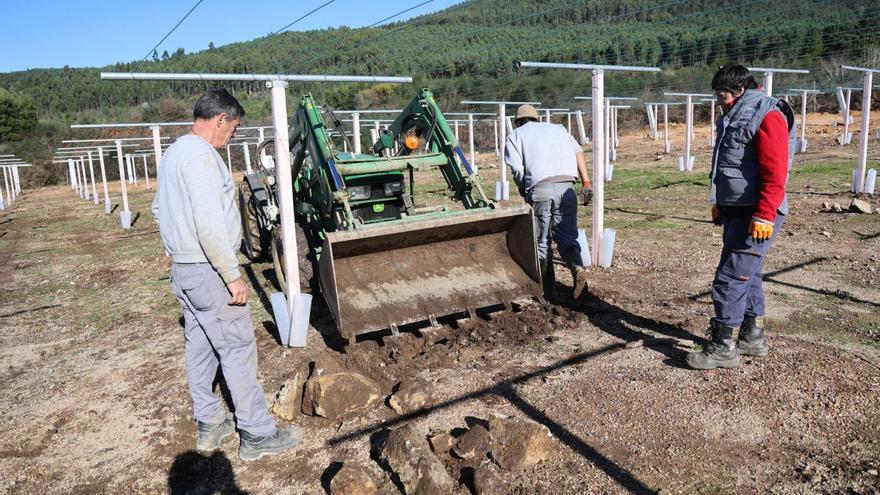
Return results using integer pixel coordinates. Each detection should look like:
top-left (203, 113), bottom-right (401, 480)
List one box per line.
top-left (217, 113), bottom-right (241, 147)
top-left (715, 87), bottom-right (744, 110)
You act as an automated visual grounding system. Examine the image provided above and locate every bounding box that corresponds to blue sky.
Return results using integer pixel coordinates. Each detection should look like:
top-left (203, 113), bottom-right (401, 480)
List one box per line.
top-left (0, 0), bottom-right (462, 73)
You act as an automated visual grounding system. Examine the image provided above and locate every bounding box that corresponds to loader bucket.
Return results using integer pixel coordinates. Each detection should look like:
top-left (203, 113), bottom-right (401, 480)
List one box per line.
top-left (318, 205), bottom-right (542, 340)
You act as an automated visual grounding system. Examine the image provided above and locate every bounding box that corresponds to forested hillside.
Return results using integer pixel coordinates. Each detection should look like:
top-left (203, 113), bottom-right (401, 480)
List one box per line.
top-left (0, 0), bottom-right (878, 184)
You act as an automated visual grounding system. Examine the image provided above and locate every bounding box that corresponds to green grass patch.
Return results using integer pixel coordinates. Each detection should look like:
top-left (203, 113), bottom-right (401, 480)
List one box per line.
top-left (606, 166), bottom-right (709, 192)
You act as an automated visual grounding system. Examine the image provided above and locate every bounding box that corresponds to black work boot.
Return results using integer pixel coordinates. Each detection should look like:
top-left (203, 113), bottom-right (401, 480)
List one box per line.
top-left (239, 426), bottom-right (304, 461)
top-left (196, 413), bottom-right (236, 451)
top-left (686, 319), bottom-right (740, 370)
top-left (737, 315), bottom-right (769, 357)
top-left (572, 266), bottom-right (589, 300)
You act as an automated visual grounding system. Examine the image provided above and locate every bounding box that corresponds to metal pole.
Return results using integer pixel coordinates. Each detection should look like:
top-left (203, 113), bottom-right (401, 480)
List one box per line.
top-left (68, 160), bottom-right (76, 191)
top-left (575, 110), bottom-right (588, 145)
top-left (2, 167), bottom-right (10, 205)
top-left (226, 146), bottom-right (233, 175)
top-left (258, 127), bottom-right (267, 163)
top-left (591, 69), bottom-right (605, 266)
top-left (88, 152), bottom-right (99, 205)
top-left (269, 80), bottom-right (306, 345)
top-left (664, 104), bottom-right (670, 153)
top-left (498, 103), bottom-right (508, 200)
top-left (856, 72), bottom-right (873, 193)
top-left (143, 155), bottom-right (151, 189)
top-left (453, 121), bottom-right (460, 143)
top-left (151, 125), bottom-right (163, 165)
top-left (12, 167), bottom-right (20, 195)
top-left (544, 108), bottom-right (551, 122)
top-left (74, 157), bottom-right (83, 197)
top-left (493, 120), bottom-right (499, 156)
top-left (709, 103), bottom-right (716, 146)
top-left (799, 91), bottom-right (808, 152)
top-left (351, 111), bottom-right (361, 155)
top-left (116, 140), bottom-right (131, 229)
top-left (567, 112), bottom-right (572, 134)
top-left (79, 158), bottom-right (88, 199)
top-left (763, 72), bottom-right (773, 96)
top-left (468, 113), bottom-right (475, 169)
top-left (98, 146), bottom-right (111, 214)
top-left (604, 99), bottom-right (611, 174)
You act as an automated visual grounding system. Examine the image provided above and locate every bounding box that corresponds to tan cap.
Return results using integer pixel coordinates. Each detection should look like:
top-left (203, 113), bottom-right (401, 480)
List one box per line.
top-left (515, 104), bottom-right (540, 122)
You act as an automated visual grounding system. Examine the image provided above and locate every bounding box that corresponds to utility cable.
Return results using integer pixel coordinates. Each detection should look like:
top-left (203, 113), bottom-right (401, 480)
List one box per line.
top-left (142, 0), bottom-right (206, 61)
top-left (272, 0), bottom-right (337, 35)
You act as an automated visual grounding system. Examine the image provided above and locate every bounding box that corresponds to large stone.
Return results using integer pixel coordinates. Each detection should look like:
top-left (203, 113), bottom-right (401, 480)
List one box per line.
top-left (271, 372), bottom-right (304, 421)
top-left (850, 199), bottom-right (873, 214)
top-left (427, 432), bottom-right (456, 455)
top-left (311, 351), bottom-right (345, 376)
top-left (381, 424), bottom-right (454, 495)
top-left (388, 379), bottom-right (434, 415)
top-left (489, 415), bottom-right (560, 470)
top-left (330, 463), bottom-right (377, 495)
top-left (386, 333), bottom-right (425, 362)
top-left (452, 425), bottom-right (492, 461)
top-left (301, 372), bottom-right (381, 420)
top-left (473, 467), bottom-right (503, 495)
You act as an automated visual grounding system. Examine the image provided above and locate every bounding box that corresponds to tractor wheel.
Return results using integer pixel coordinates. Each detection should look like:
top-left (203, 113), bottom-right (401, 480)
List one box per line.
top-left (270, 218), bottom-right (315, 296)
top-left (239, 181), bottom-right (269, 261)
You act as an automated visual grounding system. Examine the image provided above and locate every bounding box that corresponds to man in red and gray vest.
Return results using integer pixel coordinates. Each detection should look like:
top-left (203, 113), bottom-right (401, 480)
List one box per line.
top-left (687, 65), bottom-right (795, 370)
top-left (505, 104), bottom-right (592, 302)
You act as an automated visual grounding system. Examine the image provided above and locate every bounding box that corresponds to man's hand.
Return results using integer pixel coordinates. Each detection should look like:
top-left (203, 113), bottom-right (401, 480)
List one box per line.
top-left (748, 218), bottom-right (774, 242)
top-left (581, 183), bottom-right (593, 206)
top-left (711, 205), bottom-right (723, 226)
top-left (226, 278), bottom-right (249, 305)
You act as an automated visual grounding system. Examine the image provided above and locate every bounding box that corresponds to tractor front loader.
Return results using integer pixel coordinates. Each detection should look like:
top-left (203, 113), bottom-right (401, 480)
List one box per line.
top-left (240, 89), bottom-right (541, 341)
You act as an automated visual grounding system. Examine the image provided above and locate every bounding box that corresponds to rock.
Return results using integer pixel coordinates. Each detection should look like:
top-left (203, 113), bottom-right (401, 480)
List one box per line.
top-left (473, 467), bottom-right (503, 495)
top-left (821, 201), bottom-right (831, 211)
top-left (388, 379), bottom-right (434, 415)
top-left (311, 352), bottom-right (345, 377)
top-left (272, 372), bottom-right (304, 421)
top-left (489, 415), bottom-right (560, 470)
top-left (381, 424), bottom-right (454, 495)
top-left (453, 425), bottom-right (492, 461)
top-left (821, 230), bottom-right (832, 237)
top-left (386, 333), bottom-right (425, 362)
top-left (831, 203), bottom-right (844, 213)
top-left (427, 432), bottom-right (456, 454)
top-left (850, 199), bottom-right (873, 214)
top-left (330, 463), bottom-right (377, 495)
top-left (302, 372), bottom-right (381, 420)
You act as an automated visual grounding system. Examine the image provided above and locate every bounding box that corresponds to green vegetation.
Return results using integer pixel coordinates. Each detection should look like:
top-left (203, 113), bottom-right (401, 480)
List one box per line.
top-left (0, 0), bottom-right (878, 185)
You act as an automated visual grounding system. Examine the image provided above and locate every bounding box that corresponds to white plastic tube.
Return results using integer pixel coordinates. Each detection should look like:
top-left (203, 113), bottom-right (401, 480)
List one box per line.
top-left (576, 229), bottom-right (591, 266)
top-left (598, 228), bottom-right (616, 268)
top-left (866, 168), bottom-right (877, 195)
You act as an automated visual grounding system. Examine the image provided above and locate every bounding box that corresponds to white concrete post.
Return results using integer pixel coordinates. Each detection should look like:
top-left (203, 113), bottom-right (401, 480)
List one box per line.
top-left (613, 107), bottom-right (620, 148)
top-left (467, 113), bottom-right (475, 169)
top-left (12, 166), bottom-right (20, 194)
top-left (226, 145), bottom-right (233, 175)
top-left (97, 146), bottom-right (111, 214)
top-left (493, 120), bottom-right (499, 156)
top-left (575, 110), bottom-right (587, 145)
top-left (645, 104), bottom-right (657, 140)
top-left (68, 159), bottom-right (76, 191)
top-left (763, 72), bottom-right (773, 96)
top-left (243, 143), bottom-right (253, 174)
top-left (258, 127), bottom-right (267, 163)
top-left (351, 111), bottom-right (361, 155)
top-left (79, 158), bottom-right (88, 199)
top-left (498, 103), bottom-right (509, 200)
top-left (142, 155), bottom-right (151, 189)
top-left (453, 120), bottom-right (460, 143)
top-left (151, 125), bottom-right (163, 166)
top-left (684, 96), bottom-right (693, 171)
top-left (74, 157), bottom-right (83, 198)
top-left (663, 104), bottom-right (670, 153)
top-left (269, 79), bottom-right (309, 347)
top-left (567, 112), bottom-right (572, 134)
top-left (2, 167), bottom-right (11, 206)
top-left (856, 72), bottom-right (873, 193)
top-left (115, 140), bottom-right (131, 229)
top-left (125, 154), bottom-right (132, 184)
top-left (544, 108), bottom-right (551, 122)
top-left (88, 151), bottom-right (99, 205)
top-left (604, 99), bottom-right (612, 174)
top-left (843, 89), bottom-right (853, 146)
top-left (591, 69), bottom-right (606, 266)
top-left (709, 103), bottom-right (716, 146)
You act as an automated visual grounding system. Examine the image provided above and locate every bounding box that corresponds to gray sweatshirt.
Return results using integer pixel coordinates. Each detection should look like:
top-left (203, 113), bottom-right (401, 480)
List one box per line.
top-left (504, 121), bottom-right (582, 190)
top-left (151, 134), bottom-right (242, 283)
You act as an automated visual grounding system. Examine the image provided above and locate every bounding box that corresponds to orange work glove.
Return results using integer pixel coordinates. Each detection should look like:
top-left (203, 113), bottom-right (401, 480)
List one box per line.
top-left (711, 205), bottom-right (722, 226)
top-left (748, 218), bottom-right (773, 242)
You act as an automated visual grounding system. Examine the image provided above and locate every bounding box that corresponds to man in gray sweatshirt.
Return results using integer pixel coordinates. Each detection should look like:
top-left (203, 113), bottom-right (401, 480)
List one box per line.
top-left (505, 104), bottom-right (592, 301)
top-left (152, 89), bottom-right (302, 461)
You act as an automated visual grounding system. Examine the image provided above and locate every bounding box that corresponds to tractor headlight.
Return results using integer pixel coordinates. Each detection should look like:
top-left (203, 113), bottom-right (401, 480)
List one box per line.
top-left (348, 185), bottom-right (371, 200)
top-left (383, 181), bottom-right (404, 196)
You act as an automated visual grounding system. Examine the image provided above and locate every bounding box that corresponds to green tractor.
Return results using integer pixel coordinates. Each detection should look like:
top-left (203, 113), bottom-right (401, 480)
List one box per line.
top-left (239, 89), bottom-right (541, 341)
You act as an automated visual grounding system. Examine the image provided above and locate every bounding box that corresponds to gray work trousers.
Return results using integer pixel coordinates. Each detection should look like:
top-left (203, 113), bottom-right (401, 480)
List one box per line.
top-left (526, 181), bottom-right (583, 297)
top-left (170, 262), bottom-right (276, 437)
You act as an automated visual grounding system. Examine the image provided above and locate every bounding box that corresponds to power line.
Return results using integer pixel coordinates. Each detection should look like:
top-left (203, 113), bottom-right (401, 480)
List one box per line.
top-left (366, 0), bottom-right (435, 29)
top-left (142, 0), bottom-right (206, 62)
top-left (272, 0), bottom-right (337, 35)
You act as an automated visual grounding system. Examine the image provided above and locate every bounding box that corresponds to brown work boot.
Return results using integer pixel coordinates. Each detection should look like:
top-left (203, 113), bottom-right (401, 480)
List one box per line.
top-left (737, 316), bottom-right (769, 357)
top-left (572, 267), bottom-right (589, 300)
top-left (686, 319), bottom-right (740, 370)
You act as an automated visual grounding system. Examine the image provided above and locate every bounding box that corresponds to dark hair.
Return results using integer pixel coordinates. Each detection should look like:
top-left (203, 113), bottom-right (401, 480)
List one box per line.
top-left (193, 88), bottom-right (245, 121)
top-left (515, 117), bottom-right (538, 127)
top-left (711, 65), bottom-right (759, 93)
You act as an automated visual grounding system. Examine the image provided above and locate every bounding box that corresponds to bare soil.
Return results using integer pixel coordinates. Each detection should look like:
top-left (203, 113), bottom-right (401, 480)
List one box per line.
top-left (1, 111), bottom-right (880, 494)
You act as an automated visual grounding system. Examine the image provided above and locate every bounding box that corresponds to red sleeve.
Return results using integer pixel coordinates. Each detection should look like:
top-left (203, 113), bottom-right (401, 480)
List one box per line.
top-left (753, 110), bottom-right (788, 222)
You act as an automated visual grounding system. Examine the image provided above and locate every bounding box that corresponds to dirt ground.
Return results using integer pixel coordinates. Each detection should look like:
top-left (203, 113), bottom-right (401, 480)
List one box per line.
top-left (2, 111), bottom-right (880, 495)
